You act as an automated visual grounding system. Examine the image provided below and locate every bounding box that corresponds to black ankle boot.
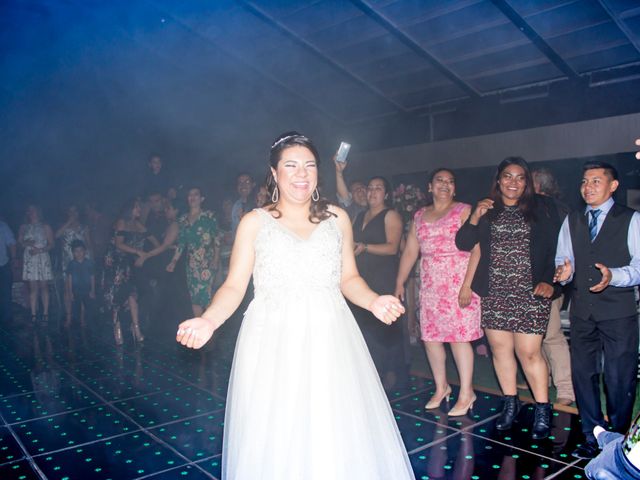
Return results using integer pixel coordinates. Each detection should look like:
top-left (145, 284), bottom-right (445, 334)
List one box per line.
top-left (496, 395), bottom-right (521, 430)
top-left (531, 402), bottom-right (552, 440)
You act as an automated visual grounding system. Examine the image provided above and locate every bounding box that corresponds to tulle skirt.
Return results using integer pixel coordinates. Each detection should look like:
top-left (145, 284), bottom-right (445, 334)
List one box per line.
top-left (222, 288), bottom-right (415, 480)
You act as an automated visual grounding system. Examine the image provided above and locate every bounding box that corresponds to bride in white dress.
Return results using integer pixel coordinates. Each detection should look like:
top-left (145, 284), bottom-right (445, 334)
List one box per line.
top-left (176, 132), bottom-right (415, 480)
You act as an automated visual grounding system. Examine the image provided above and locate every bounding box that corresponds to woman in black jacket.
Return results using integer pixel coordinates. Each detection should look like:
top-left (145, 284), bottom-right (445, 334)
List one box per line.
top-left (455, 157), bottom-right (561, 440)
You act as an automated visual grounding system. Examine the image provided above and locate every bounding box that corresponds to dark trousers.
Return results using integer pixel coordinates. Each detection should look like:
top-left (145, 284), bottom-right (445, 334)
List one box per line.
top-left (570, 314), bottom-right (639, 441)
top-left (0, 263), bottom-right (12, 322)
top-left (72, 292), bottom-right (94, 322)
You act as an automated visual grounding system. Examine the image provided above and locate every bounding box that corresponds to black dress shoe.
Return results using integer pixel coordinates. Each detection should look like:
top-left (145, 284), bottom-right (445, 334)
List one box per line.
top-left (531, 402), bottom-right (552, 440)
top-left (496, 395), bottom-right (521, 430)
top-left (572, 440), bottom-right (599, 459)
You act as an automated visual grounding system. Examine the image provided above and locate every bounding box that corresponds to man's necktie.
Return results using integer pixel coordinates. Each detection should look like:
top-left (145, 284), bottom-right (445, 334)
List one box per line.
top-left (589, 209), bottom-right (601, 242)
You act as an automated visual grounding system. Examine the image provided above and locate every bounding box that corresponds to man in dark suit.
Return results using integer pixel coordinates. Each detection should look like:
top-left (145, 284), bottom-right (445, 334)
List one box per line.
top-left (554, 161), bottom-right (640, 459)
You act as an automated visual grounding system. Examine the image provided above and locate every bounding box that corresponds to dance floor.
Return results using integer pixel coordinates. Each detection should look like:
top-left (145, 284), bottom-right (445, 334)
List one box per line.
top-left (0, 312), bottom-right (590, 480)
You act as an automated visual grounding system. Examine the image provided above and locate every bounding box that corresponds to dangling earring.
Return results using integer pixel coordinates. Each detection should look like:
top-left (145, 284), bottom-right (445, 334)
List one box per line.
top-left (271, 186), bottom-right (279, 203)
top-left (312, 188), bottom-right (319, 202)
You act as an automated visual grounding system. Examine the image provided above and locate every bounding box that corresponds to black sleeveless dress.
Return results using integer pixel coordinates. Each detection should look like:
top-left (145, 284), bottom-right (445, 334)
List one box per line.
top-left (352, 208), bottom-right (405, 382)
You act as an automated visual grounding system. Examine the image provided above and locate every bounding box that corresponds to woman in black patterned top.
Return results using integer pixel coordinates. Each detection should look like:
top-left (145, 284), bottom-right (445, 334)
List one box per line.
top-left (456, 157), bottom-right (561, 441)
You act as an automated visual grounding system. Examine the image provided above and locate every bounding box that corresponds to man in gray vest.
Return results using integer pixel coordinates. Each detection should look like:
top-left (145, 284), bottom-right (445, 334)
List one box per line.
top-left (554, 161), bottom-right (640, 460)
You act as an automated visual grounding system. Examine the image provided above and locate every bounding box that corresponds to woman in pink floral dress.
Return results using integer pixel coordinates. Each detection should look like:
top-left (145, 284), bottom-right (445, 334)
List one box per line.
top-left (396, 168), bottom-right (482, 416)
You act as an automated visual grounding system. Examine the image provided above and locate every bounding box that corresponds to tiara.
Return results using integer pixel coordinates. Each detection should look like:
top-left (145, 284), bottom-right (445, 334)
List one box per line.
top-left (271, 134), bottom-right (307, 150)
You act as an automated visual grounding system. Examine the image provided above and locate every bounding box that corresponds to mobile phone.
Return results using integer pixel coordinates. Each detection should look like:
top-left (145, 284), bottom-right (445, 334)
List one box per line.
top-left (335, 142), bottom-right (351, 163)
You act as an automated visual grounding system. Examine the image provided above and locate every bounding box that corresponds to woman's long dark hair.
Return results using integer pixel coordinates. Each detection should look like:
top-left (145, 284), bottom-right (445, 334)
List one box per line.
top-left (367, 176), bottom-right (393, 208)
top-left (488, 157), bottom-right (536, 223)
top-left (118, 198), bottom-right (141, 222)
top-left (266, 131), bottom-right (334, 223)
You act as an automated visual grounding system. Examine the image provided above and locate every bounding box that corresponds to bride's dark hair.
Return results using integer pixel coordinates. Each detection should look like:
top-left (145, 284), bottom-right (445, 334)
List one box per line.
top-left (267, 131), bottom-right (335, 223)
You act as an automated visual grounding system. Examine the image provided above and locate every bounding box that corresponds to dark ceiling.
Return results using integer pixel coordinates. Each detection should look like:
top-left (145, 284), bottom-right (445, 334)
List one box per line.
top-left (2, 0), bottom-right (640, 205)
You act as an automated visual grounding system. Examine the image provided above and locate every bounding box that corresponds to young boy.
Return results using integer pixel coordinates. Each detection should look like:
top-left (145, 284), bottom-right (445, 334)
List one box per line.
top-left (65, 240), bottom-right (95, 327)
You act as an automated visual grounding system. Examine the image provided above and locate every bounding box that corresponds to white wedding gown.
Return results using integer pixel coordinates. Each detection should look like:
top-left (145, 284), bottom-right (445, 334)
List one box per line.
top-left (222, 209), bottom-right (415, 480)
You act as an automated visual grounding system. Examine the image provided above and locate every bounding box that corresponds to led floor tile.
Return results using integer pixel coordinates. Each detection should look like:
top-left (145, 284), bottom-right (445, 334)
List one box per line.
top-left (394, 411), bottom-right (458, 453)
top-left (391, 385), bottom-right (503, 428)
top-left (0, 312), bottom-right (593, 479)
top-left (410, 432), bottom-right (575, 479)
top-left (114, 387), bottom-right (225, 428)
top-left (34, 431), bottom-right (187, 480)
top-left (0, 371), bottom-right (75, 399)
top-left (0, 382), bottom-right (100, 423)
top-left (0, 459), bottom-right (41, 479)
top-left (52, 348), bottom-right (130, 367)
top-left (0, 426), bottom-right (26, 465)
top-left (548, 465), bottom-right (587, 479)
top-left (14, 405), bottom-right (138, 455)
top-left (149, 410), bottom-right (224, 461)
top-left (140, 463), bottom-right (215, 479)
top-left (469, 404), bottom-right (583, 464)
top-left (195, 455), bottom-right (222, 478)
top-left (386, 375), bottom-right (435, 401)
top-left (63, 356), bottom-right (142, 382)
top-left (81, 369), bottom-right (186, 402)
top-left (0, 357), bottom-right (55, 377)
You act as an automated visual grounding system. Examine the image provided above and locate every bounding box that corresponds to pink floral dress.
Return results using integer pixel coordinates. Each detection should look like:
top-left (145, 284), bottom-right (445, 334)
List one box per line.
top-left (415, 203), bottom-right (482, 342)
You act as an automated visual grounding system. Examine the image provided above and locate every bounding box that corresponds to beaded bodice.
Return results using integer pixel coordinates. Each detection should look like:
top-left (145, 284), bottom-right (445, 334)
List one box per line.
top-left (252, 209), bottom-right (342, 299)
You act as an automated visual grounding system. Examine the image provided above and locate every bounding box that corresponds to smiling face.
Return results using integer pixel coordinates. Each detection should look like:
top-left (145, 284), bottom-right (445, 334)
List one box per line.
top-left (580, 168), bottom-right (618, 208)
top-left (149, 156), bottom-right (162, 175)
top-left (271, 146), bottom-right (318, 204)
top-left (429, 170), bottom-right (455, 202)
top-left (366, 178), bottom-right (388, 209)
top-left (497, 164), bottom-right (527, 206)
top-left (236, 174), bottom-right (254, 200)
top-left (187, 188), bottom-right (204, 210)
top-left (350, 182), bottom-right (367, 207)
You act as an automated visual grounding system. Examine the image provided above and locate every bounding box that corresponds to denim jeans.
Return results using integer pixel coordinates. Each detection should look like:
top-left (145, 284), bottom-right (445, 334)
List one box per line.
top-left (585, 432), bottom-right (640, 479)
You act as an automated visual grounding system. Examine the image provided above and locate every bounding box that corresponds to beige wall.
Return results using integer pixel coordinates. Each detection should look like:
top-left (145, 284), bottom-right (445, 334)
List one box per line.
top-left (349, 112), bottom-right (640, 178)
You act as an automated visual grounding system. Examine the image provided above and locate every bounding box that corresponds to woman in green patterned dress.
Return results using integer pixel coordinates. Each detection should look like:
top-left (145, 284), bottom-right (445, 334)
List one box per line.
top-left (167, 187), bottom-right (219, 316)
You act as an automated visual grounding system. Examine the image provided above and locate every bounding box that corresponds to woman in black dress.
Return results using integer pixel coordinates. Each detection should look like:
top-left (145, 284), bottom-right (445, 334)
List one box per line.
top-left (352, 176), bottom-right (405, 387)
top-left (103, 199), bottom-right (149, 345)
top-left (456, 157), bottom-right (561, 440)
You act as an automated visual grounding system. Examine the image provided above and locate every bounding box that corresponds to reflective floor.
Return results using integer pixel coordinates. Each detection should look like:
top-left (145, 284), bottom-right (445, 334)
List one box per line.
top-left (0, 311), bottom-right (589, 479)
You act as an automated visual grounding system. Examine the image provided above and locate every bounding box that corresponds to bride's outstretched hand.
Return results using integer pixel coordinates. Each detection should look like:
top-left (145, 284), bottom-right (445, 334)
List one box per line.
top-left (370, 295), bottom-right (405, 325)
top-left (176, 317), bottom-right (216, 349)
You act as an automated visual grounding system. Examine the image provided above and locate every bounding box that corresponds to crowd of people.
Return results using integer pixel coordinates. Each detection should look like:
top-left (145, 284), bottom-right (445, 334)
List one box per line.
top-left (0, 139), bottom-right (639, 479)
top-left (0, 155), bottom-right (273, 345)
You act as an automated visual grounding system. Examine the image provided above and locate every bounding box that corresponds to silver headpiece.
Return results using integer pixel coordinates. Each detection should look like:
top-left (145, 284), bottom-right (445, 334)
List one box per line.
top-left (271, 134), bottom-right (307, 150)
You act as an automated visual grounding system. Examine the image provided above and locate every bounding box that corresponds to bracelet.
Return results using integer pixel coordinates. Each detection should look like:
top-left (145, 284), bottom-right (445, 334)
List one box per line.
top-left (364, 244), bottom-right (368, 253)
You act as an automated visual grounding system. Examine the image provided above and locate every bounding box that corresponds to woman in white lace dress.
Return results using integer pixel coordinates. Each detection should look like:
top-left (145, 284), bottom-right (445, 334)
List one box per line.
top-left (18, 205), bottom-right (54, 321)
top-left (176, 132), bottom-right (415, 480)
